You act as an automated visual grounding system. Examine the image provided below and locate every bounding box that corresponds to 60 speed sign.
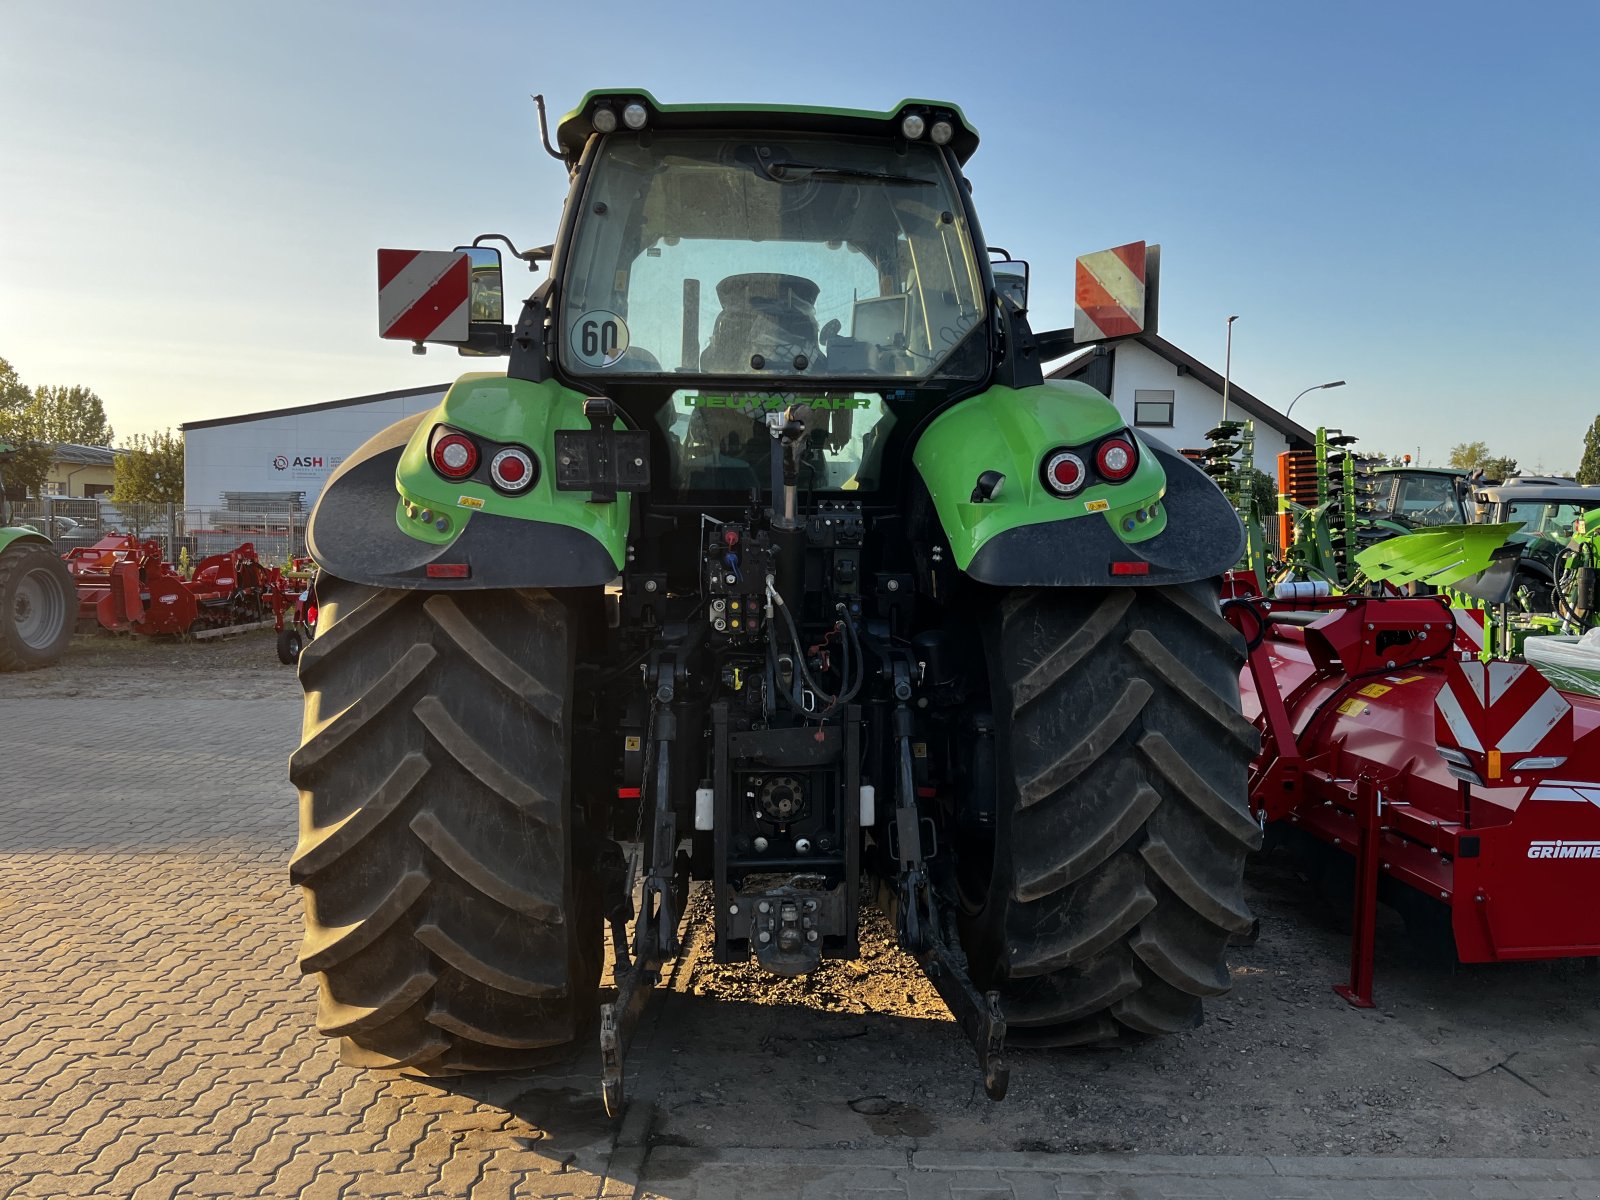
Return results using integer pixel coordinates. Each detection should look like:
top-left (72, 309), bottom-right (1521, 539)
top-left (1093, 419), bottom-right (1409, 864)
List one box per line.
top-left (571, 310), bottom-right (630, 368)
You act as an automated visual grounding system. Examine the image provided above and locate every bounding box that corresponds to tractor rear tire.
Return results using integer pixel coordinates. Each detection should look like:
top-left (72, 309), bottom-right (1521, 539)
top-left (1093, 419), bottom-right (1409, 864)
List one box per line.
top-left (0, 543), bottom-right (75, 671)
top-left (959, 583), bottom-right (1261, 1046)
top-left (289, 577), bottom-right (600, 1072)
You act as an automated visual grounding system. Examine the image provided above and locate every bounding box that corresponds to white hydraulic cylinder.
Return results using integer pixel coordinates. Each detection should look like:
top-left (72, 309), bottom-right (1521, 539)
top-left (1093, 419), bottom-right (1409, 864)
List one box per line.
top-left (1273, 579), bottom-right (1333, 601)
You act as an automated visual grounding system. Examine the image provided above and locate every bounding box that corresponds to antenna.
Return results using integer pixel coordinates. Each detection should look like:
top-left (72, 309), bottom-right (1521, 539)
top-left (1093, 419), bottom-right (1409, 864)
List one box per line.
top-left (532, 94), bottom-right (564, 161)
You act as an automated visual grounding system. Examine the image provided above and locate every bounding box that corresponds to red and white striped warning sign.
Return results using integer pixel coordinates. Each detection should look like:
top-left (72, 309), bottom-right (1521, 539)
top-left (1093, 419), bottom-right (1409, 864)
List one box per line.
top-left (378, 250), bottom-right (470, 343)
top-left (1452, 606), bottom-right (1488, 655)
top-left (1435, 659), bottom-right (1573, 782)
top-left (1074, 241), bottom-right (1149, 343)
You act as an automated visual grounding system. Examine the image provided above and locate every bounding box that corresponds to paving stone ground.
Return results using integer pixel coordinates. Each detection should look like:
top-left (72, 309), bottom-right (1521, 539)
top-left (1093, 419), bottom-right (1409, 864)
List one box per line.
top-left (1, 680), bottom-right (1596, 1198)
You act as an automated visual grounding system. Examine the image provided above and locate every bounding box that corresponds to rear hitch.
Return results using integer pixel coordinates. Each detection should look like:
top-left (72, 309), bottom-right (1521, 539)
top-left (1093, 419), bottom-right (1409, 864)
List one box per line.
top-left (887, 656), bottom-right (1009, 1100)
top-left (924, 938), bottom-right (1009, 1101)
top-left (600, 656), bottom-right (690, 1118)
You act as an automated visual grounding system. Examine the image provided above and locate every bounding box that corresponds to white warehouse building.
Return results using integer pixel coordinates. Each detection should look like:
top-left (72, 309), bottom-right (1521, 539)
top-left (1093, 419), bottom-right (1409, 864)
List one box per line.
top-left (181, 384), bottom-right (447, 511)
top-left (1049, 333), bottom-right (1314, 472)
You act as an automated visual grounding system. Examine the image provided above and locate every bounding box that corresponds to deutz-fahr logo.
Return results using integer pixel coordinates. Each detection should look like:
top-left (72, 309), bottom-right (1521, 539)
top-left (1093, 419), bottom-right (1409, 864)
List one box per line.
top-left (684, 395), bottom-right (871, 411)
top-left (1527, 840), bottom-right (1600, 859)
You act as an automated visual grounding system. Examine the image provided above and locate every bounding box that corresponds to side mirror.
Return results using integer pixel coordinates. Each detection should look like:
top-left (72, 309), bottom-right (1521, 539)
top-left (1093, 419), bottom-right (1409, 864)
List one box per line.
top-left (454, 245), bottom-right (508, 358)
top-left (992, 259), bottom-right (1030, 312)
top-left (457, 245), bottom-right (505, 324)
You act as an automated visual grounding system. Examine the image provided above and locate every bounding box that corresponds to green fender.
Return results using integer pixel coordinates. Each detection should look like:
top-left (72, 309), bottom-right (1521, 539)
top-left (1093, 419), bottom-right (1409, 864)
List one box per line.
top-left (0, 526), bottom-right (52, 555)
top-left (306, 373), bottom-right (629, 589)
top-left (911, 382), bottom-right (1245, 587)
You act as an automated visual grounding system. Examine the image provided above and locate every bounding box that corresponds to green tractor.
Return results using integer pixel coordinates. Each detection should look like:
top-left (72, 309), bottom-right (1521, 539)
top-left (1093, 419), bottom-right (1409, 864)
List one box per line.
top-left (292, 92), bottom-right (1258, 1108)
top-left (0, 440), bottom-right (76, 670)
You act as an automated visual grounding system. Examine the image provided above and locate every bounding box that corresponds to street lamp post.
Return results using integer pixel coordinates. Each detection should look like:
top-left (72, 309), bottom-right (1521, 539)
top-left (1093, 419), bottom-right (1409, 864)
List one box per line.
top-left (1285, 380), bottom-right (1347, 421)
top-left (1221, 315), bottom-right (1239, 422)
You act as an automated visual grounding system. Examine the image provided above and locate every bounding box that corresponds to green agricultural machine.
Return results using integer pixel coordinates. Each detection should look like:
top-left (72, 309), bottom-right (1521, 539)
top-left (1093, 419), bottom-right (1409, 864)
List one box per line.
top-left (292, 92), bottom-right (1258, 1108)
top-left (0, 439), bottom-right (75, 670)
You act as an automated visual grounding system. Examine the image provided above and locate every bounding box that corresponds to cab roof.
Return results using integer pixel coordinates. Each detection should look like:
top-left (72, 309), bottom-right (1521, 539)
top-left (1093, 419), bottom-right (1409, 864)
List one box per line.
top-left (556, 89), bottom-right (980, 165)
top-left (1477, 480), bottom-right (1600, 502)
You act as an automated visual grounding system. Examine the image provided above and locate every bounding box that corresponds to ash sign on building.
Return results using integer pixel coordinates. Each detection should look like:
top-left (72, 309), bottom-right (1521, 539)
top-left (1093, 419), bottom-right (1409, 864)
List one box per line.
top-left (272, 452), bottom-right (343, 481)
top-left (181, 385), bottom-right (448, 509)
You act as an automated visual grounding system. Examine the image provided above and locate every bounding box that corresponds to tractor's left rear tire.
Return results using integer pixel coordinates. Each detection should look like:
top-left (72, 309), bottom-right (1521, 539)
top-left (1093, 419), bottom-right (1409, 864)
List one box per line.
top-left (289, 577), bottom-right (601, 1073)
top-left (0, 543), bottom-right (75, 671)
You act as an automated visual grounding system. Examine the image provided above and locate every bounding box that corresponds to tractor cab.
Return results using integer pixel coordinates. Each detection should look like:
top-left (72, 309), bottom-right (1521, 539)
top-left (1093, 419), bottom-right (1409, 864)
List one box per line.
top-left (1474, 478), bottom-right (1600, 604)
top-left (1475, 478), bottom-right (1600, 544)
top-left (550, 113), bottom-right (988, 494)
top-left (1365, 466), bottom-right (1469, 531)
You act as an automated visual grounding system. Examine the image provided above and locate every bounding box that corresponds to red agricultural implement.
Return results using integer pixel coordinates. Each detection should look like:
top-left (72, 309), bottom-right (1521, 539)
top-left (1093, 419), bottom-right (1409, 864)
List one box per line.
top-left (273, 557), bottom-right (318, 664)
top-left (1227, 592), bottom-right (1600, 1006)
top-left (64, 534), bottom-right (293, 637)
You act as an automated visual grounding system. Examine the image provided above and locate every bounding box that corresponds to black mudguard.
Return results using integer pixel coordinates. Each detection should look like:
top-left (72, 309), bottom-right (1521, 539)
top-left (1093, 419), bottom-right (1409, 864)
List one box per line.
top-left (965, 439), bottom-right (1246, 587)
top-left (306, 415), bottom-right (619, 590)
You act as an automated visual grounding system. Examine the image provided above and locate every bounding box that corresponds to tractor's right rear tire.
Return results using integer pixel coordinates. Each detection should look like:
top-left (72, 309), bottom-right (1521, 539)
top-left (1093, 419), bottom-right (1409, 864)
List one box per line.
top-left (0, 542), bottom-right (75, 671)
top-left (958, 583), bottom-right (1262, 1047)
top-left (289, 577), bottom-right (600, 1072)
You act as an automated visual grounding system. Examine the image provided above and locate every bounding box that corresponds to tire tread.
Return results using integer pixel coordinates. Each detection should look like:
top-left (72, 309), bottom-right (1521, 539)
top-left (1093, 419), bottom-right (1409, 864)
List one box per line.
top-left (965, 582), bottom-right (1256, 1045)
top-left (290, 579), bottom-right (591, 1071)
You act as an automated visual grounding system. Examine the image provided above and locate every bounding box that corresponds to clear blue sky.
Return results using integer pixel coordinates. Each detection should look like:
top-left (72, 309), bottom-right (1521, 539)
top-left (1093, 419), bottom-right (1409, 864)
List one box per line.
top-left (2, 0), bottom-right (1596, 469)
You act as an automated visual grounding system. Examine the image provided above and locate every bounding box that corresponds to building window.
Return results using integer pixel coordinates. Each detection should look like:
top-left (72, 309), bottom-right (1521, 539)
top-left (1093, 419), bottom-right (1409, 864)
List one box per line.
top-left (1134, 389), bottom-right (1175, 427)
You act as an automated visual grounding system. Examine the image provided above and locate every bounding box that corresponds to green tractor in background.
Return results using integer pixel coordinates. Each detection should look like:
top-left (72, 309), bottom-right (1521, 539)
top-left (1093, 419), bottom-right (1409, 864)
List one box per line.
top-left (292, 92), bottom-right (1258, 1108)
top-left (0, 439), bottom-right (75, 670)
top-left (1227, 424), bottom-right (1473, 596)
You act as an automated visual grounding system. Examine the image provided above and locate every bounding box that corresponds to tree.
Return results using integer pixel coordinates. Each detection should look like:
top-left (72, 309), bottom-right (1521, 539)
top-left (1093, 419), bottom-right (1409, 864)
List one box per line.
top-left (1447, 442), bottom-right (1519, 480)
top-left (0, 357), bottom-right (52, 499)
top-left (1480, 455), bottom-right (1519, 483)
top-left (114, 429), bottom-right (184, 503)
top-left (1578, 417), bottom-right (1600, 485)
top-left (26, 384), bottom-right (113, 446)
top-left (1448, 441), bottom-right (1491, 471)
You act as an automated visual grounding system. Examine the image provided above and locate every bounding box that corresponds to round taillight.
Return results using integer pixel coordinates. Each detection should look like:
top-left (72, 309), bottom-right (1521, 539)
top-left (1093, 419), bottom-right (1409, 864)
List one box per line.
top-left (490, 446), bottom-right (537, 493)
top-left (305, 605), bottom-right (318, 629)
top-left (1042, 450), bottom-right (1087, 496)
top-left (431, 432), bottom-right (479, 481)
top-left (1096, 437), bottom-right (1138, 482)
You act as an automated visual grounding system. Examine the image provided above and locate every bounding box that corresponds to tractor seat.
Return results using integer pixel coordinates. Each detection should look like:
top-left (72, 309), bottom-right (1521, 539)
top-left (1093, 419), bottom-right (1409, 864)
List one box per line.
top-left (700, 273), bottom-right (822, 374)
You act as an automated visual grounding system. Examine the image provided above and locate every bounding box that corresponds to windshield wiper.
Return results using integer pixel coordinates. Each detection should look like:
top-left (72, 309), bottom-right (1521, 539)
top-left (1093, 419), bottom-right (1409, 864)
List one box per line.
top-left (762, 160), bottom-right (932, 186)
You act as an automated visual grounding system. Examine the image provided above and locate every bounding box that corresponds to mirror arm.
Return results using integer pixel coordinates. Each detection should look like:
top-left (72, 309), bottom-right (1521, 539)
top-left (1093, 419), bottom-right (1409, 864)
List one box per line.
top-left (993, 303), bottom-right (1044, 390)
top-left (472, 233), bottom-right (551, 272)
top-left (506, 280), bottom-right (554, 384)
top-left (1033, 327), bottom-right (1078, 362)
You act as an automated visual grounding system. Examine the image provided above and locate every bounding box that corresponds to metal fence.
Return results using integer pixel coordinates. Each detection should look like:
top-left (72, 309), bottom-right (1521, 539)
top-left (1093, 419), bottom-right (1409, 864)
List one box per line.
top-left (12, 498), bottom-right (309, 565)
